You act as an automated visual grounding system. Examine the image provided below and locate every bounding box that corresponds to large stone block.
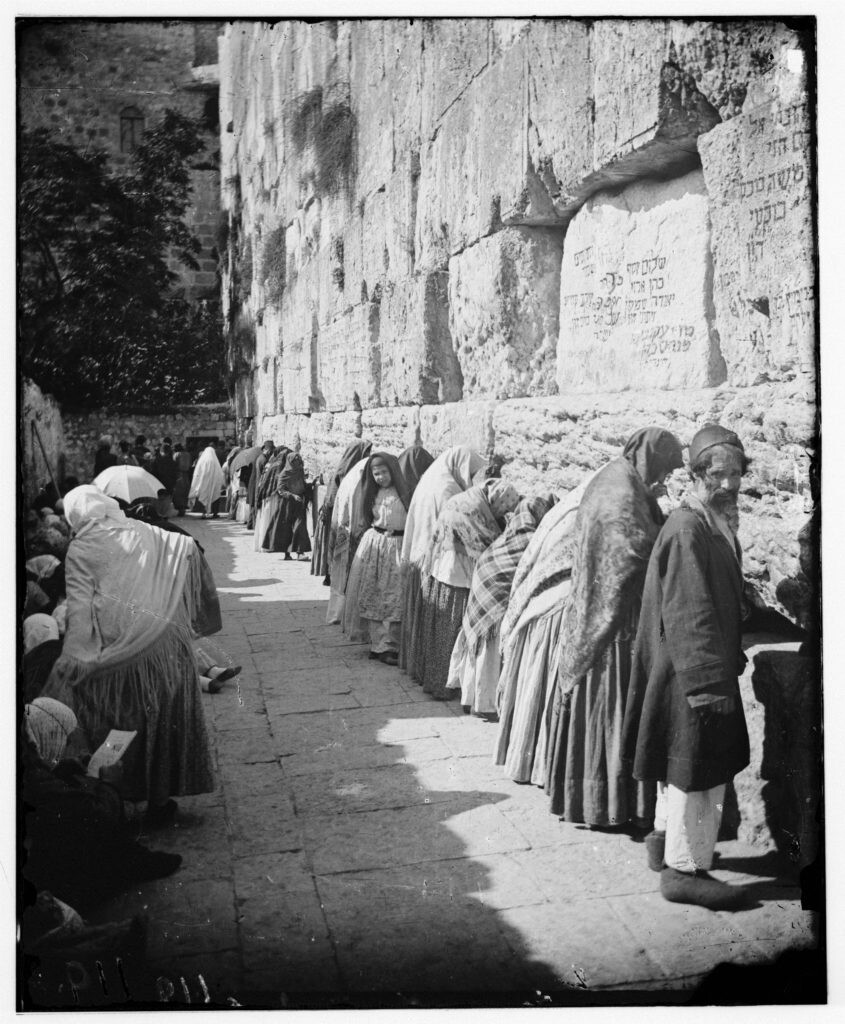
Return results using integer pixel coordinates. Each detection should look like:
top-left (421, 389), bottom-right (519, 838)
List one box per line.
top-left (418, 401), bottom-right (494, 461)
top-left (379, 273), bottom-right (463, 407)
top-left (448, 227), bottom-right (562, 400)
top-left (279, 261), bottom-right (320, 414)
top-left (317, 302), bottom-right (381, 412)
top-left (350, 22), bottom-right (395, 198)
top-left (699, 69), bottom-right (814, 387)
top-left (419, 19), bottom-right (490, 142)
top-left (557, 169), bottom-right (726, 393)
top-left (360, 406), bottom-right (420, 456)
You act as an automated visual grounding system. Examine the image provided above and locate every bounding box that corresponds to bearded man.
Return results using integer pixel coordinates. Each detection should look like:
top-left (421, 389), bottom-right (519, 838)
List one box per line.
top-left (621, 424), bottom-right (751, 910)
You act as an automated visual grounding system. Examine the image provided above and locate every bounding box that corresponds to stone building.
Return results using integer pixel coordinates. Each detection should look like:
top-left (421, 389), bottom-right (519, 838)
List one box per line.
top-left (18, 18), bottom-right (224, 300)
top-left (219, 17), bottom-right (816, 624)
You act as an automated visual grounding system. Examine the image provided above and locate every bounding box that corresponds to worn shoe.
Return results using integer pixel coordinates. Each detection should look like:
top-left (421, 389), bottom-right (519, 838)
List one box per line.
top-left (645, 830), bottom-right (666, 872)
top-left (126, 847), bottom-right (183, 882)
top-left (378, 651), bottom-right (399, 666)
top-left (660, 867), bottom-right (747, 910)
top-left (144, 799), bottom-right (178, 829)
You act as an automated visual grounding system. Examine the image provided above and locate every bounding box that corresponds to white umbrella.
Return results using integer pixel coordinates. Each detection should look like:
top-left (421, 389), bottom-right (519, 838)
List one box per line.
top-left (93, 465), bottom-right (165, 504)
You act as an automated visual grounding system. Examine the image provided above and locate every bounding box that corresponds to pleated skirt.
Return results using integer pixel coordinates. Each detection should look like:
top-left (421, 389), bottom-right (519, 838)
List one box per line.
top-left (417, 576), bottom-right (468, 700)
top-left (398, 563), bottom-right (423, 675)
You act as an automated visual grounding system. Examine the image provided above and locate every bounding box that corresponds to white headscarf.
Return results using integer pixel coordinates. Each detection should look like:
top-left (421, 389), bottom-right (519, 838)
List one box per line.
top-left (328, 458), bottom-right (370, 594)
top-left (189, 446), bottom-right (225, 510)
top-left (46, 485), bottom-right (197, 688)
top-left (400, 446), bottom-right (485, 573)
top-left (24, 613), bottom-right (60, 653)
top-left (24, 697), bottom-right (78, 766)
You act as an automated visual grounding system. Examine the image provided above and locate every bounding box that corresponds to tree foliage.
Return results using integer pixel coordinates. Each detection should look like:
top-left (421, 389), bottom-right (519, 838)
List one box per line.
top-left (19, 110), bottom-right (227, 407)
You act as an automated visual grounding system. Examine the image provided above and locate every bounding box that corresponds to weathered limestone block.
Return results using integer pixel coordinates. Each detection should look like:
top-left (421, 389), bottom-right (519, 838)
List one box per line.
top-left (360, 406), bottom-right (420, 456)
top-left (448, 227), bottom-right (562, 399)
top-left (259, 409), bottom-right (363, 478)
top-left (416, 45), bottom-right (527, 270)
top-left (699, 70), bottom-right (814, 387)
top-left (750, 643), bottom-right (820, 868)
top-left (418, 401), bottom-right (495, 462)
top-left (419, 19), bottom-right (490, 142)
top-left (22, 379), bottom-right (65, 501)
top-left (557, 169), bottom-right (726, 393)
top-left (279, 261), bottom-right (320, 414)
top-left (379, 274), bottom-right (463, 407)
top-left (318, 302), bottom-right (381, 412)
top-left (350, 22), bottom-right (395, 198)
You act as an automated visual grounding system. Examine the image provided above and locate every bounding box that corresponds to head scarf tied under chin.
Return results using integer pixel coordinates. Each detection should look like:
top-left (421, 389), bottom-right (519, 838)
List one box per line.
top-left (622, 427), bottom-right (684, 488)
top-left (358, 452), bottom-right (413, 533)
top-left (24, 697), bottom-right (77, 765)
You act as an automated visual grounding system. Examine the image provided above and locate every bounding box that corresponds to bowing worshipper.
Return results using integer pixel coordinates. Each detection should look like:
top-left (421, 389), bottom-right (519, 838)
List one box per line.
top-left (397, 444), bottom-right (435, 495)
top-left (223, 439), bottom-right (244, 518)
top-left (312, 439), bottom-right (374, 582)
top-left (189, 441), bottom-right (226, 518)
top-left (542, 427), bottom-right (685, 831)
top-left (447, 493), bottom-right (555, 716)
top-left (23, 614), bottom-right (63, 704)
top-left (418, 477), bottom-right (521, 699)
top-left (621, 426), bottom-right (753, 910)
top-left (171, 444), bottom-right (193, 515)
top-left (22, 697), bottom-right (183, 910)
top-left (494, 475), bottom-right (599, 784)
top-left (326, 453), bottom-right (372, 624)
top-left (341, 453), bottom-right (413, 664)
top-left (42, 486), bottom-right (220, 827)
top-left (398, 445), bottom-right (486, 677)
top-left (253, 445), bottom-right (291, 551)
top-left (247, 439), bottom-right (276, 529)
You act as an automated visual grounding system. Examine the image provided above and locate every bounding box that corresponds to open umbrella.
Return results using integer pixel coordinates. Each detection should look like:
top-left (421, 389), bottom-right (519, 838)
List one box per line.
top-left (93, 465), bottom-right (165, 504)
top-left (229, 446), bottom-right (263, 473)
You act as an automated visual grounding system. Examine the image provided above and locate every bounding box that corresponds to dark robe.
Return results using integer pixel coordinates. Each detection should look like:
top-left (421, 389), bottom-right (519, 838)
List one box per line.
top-left (93, 449), bottom-right (118, 476)
top-left (621, 505), bottom-right (750, 793)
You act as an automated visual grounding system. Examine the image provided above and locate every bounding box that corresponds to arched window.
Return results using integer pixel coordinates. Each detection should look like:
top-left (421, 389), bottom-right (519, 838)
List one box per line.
top-left (119, 106), bottom-right (145, 153)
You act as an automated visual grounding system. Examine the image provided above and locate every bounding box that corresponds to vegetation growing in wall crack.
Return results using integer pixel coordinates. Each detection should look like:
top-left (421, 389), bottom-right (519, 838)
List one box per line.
top-left (290, 86), bottom-right (323, 152)
top-left (330, 236), bottom-right (345, 291)
top-left (289, 87), bottom-right (356, 197)
top-left (262, 225), bottom-right (287, 306)
top-left (237, 239), bottom-right (253, 303)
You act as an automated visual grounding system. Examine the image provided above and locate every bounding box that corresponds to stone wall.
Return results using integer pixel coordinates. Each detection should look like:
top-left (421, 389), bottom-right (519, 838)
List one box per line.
top-left (21, 380), bottom-right (65, 503)
top-left (18, 19), bottom-right (223, 299)
top-left (220, 17), bottom-right (816, 626)
top-left (61, 405), bottom-right (236, 483)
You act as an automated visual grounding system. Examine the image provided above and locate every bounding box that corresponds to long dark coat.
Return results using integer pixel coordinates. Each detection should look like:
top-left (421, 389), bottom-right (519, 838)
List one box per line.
top-left (621, 505), bottom-right (750, 793)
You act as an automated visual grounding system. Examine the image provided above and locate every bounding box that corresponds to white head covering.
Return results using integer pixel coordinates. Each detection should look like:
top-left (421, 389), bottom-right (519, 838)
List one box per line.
top-left (400, 446), bottom-right (485, 572)
top-left (189, 446), bottom-right (226, 510)
top-left (62, 485), bottom-right (127, 536)
top-left (24, 697), bottom-right (77, 765)
top-left (24, 613), bottom-right (60, 653)
top-left (26, 555), bottom-right (61, 583)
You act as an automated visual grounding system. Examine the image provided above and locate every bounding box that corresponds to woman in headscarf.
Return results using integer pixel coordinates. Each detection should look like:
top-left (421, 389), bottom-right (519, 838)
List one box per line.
top-left (342, 453), bottom-right (413, 664)
top-left (397, 444), bottom-right (434, 496)
top-left (257, 450), bottom-right (310, 559)
top-left (22, 697), bottom-right (183, 909)
top-left (398, 445), bottom-right (486, 678)
top-left (171, 444), bottom-right (193, 516)
top-left (541, 427), bottom-right (684, 830)
top-left (311, 440), bottom-right (373, 583)
top-left (41, 486), bottom-right (219, 825)
top-left (23, 615), bottom-right (64, 703)
top-left (446, 493), bottom-right (555, 716)
top-left (325, 454), bottom-right (371, 624)
top-left (189, 443), bottom-right (226, 518)
top-left (418, 477), bottom-right (521, 699)
top-left (253, 445), bottom-right (291, 551)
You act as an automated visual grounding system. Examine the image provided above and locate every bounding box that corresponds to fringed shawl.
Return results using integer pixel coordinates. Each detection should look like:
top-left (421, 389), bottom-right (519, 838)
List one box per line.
top-left (428, 480), bottom-right (518, 588)
top-left (188, 446), bottom-right (225, 509)
top-left (400, 446), bottom-right (485, 574)
top-left (328, 458), bottom-right (369, 593)
top-left (462, 495), bottom-right (555, 649)
top-left (397, 445), bottom-right (434, 496)
top-left (500, 473), bottom-right (598, 650)
top-left (44, 486), bottom-right (202, 702)
top-left (557, 457), bottom-right (664, 695)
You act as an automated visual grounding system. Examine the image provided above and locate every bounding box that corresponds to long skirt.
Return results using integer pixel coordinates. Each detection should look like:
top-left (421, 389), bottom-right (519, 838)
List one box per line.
top-left (417, 577), bottom-right (468, 700)
top-left (446, 628), bottom-right (502, 715)
top-left (344, 529), bottom-right (404, 646)
top-left (258, 493), bottom-right (307, 552)
top-left (311, 515), bottom-right (331, 577)
top-left (495, 606), bottom-right (563, 784)
top-left (73, 640), bottom-right (214, 806)
top-left (544, 608), bottom-right (654, 827)
top-left (172, 472), bottom-right (190, 513)
top-left (398, 563), bottom-right (423, 675)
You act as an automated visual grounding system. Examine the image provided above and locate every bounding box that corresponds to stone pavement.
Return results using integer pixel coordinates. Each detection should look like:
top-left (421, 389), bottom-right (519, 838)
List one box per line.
top-left (88, 516), bottom-right (820, 1009)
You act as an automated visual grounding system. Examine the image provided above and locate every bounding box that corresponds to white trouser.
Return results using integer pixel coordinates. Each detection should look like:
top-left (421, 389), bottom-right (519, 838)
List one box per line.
top-left (655, 781), bottom-right (726, 873)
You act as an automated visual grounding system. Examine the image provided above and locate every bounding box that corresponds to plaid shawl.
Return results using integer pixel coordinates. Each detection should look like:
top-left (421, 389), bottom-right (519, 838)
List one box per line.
top-left (462, 495), bottom-right (555, 648)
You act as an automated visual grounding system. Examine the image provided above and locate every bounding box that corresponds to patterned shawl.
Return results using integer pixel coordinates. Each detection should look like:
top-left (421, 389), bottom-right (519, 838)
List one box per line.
top-left (428, 480), bottom-right (520, 588)
top-left (556, 456), bottom-right (665, 695)
top-left (24, 697), bottom-right (78, 766)
top-left (400, 446), bottom-right (485, 573)
top-left (462, 494), bottom-right (555, 649)
top-left (397, 446), bottom-right (434, 496)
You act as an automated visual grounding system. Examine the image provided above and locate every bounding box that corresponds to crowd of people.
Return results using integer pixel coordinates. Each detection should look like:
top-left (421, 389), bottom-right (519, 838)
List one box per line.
top-left (21, 420), bottom-right (803, 970)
